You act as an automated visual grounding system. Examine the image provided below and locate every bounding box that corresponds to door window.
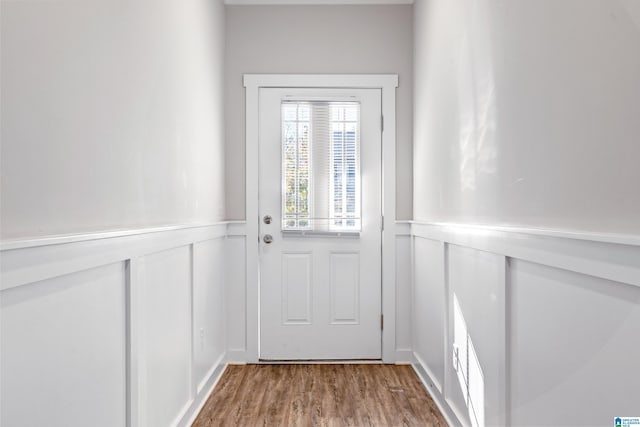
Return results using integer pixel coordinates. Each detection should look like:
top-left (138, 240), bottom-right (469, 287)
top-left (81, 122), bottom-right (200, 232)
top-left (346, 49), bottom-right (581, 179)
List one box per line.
top-left (281, 101), bottom-right (361, 232)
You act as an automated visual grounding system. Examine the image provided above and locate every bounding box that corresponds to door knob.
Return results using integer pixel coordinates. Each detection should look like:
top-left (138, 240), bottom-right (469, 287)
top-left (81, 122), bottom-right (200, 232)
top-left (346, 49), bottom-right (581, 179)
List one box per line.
top-left (263, 234), bottom-right (273, 244)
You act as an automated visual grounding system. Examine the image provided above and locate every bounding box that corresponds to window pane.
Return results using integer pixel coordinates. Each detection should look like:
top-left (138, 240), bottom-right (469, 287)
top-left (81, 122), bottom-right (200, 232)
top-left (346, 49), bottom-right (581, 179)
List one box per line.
top-left (283, 104), bottom-right (298, 121)
top-left (282, 103), bottom-right (311, 230)
top-left (282, 101), bottom-right (360, 231)
top-left (329, 104), bottom-right (360, 230)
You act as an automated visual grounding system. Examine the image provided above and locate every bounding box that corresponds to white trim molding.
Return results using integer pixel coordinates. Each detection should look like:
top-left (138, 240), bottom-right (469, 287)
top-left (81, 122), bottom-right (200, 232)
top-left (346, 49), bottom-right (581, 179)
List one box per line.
top-left (226, 0), bottom-right (413, 5)
top-left (0, 223), bottom-right (231, 427)
top-left (410, 221), bottom-right (640, 426)
top-left (244, 74), bottom-right (399, 363)
top-left (393, 220), bottom-right (413, 363)
top-left (411, 221), bottom-right (640, 288)
top-left (1, 223), bottom-right (229, 291)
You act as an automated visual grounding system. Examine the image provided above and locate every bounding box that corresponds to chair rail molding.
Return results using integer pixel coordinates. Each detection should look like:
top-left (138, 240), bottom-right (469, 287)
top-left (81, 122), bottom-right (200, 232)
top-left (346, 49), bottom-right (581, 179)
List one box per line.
top-left (411, 221), bottom-right (640, 288)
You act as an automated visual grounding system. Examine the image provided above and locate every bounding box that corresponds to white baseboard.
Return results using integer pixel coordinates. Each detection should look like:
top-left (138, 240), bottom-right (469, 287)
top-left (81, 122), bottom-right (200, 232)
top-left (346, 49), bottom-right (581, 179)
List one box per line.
top-left (394, 349), bottom-right (414, 364)
top-left (412, 359), bottom-right (460, 427)
top-left (177, 360), bottom-right (228, 427)
top-left (226, 349), bottom-right (249, 364)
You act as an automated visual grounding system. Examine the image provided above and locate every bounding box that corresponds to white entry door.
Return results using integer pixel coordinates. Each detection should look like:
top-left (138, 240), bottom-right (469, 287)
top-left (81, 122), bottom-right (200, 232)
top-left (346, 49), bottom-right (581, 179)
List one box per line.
top-left (259, 87), bottom-right (382, 360)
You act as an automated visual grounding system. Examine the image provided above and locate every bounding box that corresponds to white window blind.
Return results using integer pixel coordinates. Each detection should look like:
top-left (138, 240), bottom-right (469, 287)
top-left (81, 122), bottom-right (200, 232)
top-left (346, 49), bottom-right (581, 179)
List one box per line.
top-left (282, 101), bottom-right (361, 232)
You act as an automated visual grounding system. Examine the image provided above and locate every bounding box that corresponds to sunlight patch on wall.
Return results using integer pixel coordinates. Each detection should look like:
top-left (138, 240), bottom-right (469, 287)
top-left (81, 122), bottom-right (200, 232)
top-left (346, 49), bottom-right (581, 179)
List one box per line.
top-left (457, 0), bottom-right (497, 193)
top-left (453, 293), bottom-right (485, 427)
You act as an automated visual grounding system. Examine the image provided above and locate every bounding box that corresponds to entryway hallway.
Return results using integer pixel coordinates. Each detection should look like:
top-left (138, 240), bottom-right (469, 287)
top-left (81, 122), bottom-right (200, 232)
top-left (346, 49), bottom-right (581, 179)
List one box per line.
top-left (192, 364), bottom-right (447, 426)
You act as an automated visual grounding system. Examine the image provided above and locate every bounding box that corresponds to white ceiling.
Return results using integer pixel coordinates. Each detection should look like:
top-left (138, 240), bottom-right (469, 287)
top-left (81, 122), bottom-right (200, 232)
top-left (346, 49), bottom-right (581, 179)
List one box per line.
top-left (225, 0), bottom-right (413, 5)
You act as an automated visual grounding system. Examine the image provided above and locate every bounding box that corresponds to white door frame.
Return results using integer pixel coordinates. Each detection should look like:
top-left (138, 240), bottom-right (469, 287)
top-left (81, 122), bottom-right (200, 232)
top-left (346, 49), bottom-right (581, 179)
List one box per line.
top-left (244, 74), bottom-right (399, 363)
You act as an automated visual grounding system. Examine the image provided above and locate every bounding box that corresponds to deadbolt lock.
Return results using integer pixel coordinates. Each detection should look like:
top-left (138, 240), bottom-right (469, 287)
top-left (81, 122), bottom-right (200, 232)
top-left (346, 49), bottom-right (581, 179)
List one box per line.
top-left (263, 215), bottom-right (272, 225)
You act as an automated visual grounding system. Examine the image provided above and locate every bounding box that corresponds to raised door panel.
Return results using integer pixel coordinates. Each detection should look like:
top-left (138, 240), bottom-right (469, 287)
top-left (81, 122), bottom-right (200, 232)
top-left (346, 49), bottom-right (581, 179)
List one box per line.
top-left (282, 252), bottom-right (313, 324)
top-left (330, 252), bottom-right (360, 324)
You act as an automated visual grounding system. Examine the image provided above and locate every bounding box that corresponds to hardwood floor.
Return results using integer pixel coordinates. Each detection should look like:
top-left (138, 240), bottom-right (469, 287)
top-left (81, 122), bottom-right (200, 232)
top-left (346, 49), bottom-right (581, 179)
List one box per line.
top-left (192, 364), bottom-right (448, 427)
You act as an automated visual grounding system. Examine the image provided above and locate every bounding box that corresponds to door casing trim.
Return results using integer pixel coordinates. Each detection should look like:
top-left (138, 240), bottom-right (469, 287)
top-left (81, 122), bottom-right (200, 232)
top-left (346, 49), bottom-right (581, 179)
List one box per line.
top-left (244, 74), bottom-right (399, 363)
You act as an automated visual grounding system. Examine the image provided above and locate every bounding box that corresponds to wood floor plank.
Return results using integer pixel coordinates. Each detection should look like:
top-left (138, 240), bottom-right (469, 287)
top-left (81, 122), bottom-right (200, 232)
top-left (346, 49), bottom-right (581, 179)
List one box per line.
top-left (192, 364), bottom-right (448, 427)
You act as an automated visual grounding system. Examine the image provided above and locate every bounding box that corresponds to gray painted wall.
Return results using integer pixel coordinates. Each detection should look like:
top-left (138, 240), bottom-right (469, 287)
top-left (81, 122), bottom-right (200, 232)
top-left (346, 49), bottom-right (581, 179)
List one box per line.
top-left (413, 0), bottom-right (640, 234)
top-left (225, 5), bottom-right (413, 220)
top-left (1, 0), bottom-right (226, 239)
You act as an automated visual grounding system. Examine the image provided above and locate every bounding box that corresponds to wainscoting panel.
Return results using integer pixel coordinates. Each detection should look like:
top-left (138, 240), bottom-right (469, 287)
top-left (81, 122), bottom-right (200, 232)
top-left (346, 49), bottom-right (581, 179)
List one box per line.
top-left (138, 247), bottom-right (193, 427)
top-left (224, 224), bottom-right (247, 362)
top-left (0, 224), bottom-right (229, 427)
top-left (412, 236), bottom-right (445, 392)
top-left (1, 263), bottom-right (127, 427)
top-left (411, 222), bottom-right (640, 427)
top-left (446, 245), bottom-right (506, 427)
top-left (509, 259), bottom-right (640, 426)
top-left (395, 222), bottom-right (413, 361)
top-left (193, 238), bottom-right (226, 394)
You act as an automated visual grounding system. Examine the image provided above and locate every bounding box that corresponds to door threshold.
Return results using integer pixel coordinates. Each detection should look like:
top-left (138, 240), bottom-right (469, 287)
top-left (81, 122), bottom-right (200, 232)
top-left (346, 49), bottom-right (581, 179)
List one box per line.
top-left (258, 359), bottom-right (383, 364)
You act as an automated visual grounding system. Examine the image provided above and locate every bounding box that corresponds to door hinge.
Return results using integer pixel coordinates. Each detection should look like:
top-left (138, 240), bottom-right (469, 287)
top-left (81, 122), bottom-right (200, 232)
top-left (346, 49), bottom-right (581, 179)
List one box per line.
top-left (381, 314), bottom-right (384, 330)
top-left (381, 115), bottom-right (384, 132)
top-left (381, 215), bottom-right (384, 232)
